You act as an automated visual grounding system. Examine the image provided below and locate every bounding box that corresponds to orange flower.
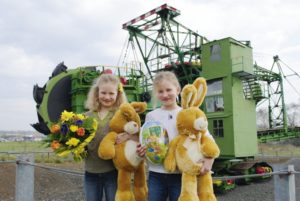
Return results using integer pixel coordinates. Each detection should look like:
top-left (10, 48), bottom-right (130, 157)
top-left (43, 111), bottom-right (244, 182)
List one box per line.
top-left (51, 140), bottom-right (60, 150)
top-left (77, 127), bottom-right (85, 137)
top-left (50, 124), bottom-right (60, 134)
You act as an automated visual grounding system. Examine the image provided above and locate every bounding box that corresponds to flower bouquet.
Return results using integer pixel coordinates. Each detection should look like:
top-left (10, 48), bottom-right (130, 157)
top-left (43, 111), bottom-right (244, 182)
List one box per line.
top-left (45, 110), bottom-right (98, 161)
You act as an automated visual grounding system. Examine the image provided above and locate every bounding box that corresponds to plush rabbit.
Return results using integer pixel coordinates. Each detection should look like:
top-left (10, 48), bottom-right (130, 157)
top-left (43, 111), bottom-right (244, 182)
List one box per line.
top-left (164, 77), bottom-right (220, 201)
top-left (98, 102), bottom-right (148, 201)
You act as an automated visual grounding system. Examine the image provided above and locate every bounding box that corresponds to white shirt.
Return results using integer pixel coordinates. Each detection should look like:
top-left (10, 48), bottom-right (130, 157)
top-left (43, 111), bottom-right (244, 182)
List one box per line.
top-left (144, 106), bottom-right (182, 173)
top-left (144, 106), bottom-right (215, 173)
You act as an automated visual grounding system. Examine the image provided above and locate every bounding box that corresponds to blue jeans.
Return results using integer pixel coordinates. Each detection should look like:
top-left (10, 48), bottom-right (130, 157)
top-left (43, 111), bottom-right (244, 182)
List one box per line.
top-left (148, 171), bottom-right (181, 201)
top-left (84, 170), bottom-right (118, 201)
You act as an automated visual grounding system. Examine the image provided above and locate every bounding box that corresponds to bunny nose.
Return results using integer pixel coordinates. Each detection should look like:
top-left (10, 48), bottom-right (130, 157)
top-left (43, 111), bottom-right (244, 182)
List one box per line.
top-left (193, 117), bottom-right (208, 131)
top-left (124, 121), bottom-right (139, 134)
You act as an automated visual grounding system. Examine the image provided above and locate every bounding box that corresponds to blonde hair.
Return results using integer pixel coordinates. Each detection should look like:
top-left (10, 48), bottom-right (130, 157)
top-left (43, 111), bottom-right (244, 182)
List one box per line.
top-left (85, 74), bottom-right (127, 111)
top-left (152, 71), bottom-right (181, 108)
top-left (153, 71), bottom-right (181, 92)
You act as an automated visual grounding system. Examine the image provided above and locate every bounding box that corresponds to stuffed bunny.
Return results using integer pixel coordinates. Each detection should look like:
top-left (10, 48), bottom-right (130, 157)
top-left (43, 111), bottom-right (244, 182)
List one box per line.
top-left (164, 77), bottom-right (220, 201)
top-left (98, 102), bottom-right (148, 201)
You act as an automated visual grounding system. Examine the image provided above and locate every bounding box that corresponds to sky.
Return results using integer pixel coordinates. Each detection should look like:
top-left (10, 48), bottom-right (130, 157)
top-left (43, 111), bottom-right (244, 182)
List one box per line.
top-left (1, 0), bottom-right (300, 131)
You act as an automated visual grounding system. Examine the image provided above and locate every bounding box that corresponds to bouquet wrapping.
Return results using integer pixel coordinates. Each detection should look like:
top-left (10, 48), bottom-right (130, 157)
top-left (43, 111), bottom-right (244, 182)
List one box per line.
top-left (45, 110), bottom-right (98, 161)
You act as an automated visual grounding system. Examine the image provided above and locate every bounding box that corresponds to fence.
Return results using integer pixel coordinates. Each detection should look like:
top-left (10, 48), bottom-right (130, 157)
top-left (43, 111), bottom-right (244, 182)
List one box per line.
top-left (0, 154), bottom-right (299, 201)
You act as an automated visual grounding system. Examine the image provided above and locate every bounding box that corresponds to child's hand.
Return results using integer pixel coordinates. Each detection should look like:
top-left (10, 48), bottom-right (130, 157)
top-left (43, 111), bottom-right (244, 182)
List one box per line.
top-left (129, 134), bottom-right (139, 142)
top-left (136, 143), bottom-right (147, 157)
top-left (115, 133), bottom-right (129, 144)
top-left (198, 157), bottom-right (214, 175)
top-left (116, 133), bottom-right (140, 144)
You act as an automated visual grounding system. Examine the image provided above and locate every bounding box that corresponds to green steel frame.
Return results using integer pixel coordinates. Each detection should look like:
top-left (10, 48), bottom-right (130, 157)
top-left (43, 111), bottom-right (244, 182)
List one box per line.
top-left (255, 56), bottom-right (300, 142)
top-left (33, 65), bottom-right (149, 134)
top-left (122, 4), bottom-right (208, 85)
top-left (252, 58), bottom-right (287, 131)
top-left (238, 55), bottom-right (300, 143)
top-left (123, 5), bottom-right (260, 158)
top-left (123, 4), bottom-right (300, 153)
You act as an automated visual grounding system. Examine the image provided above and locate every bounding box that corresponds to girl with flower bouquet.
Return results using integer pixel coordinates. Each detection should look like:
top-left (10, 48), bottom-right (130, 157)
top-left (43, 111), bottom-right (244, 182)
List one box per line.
top-left (83, 73), bottom-right (127, 201)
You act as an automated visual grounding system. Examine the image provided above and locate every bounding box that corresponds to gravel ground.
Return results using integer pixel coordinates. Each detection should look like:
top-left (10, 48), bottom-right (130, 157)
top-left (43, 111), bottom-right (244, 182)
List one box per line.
top-left (217, 158), bottom-right (300, 201)
top-left (1, 158), bottom-right (299, 201)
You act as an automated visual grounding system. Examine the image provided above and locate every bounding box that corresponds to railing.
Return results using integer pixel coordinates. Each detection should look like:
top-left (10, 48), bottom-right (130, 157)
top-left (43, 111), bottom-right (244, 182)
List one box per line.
top-left (0, 154), bottom-right (298, 201)
top-left (258, 127), bottom-right (300, 143)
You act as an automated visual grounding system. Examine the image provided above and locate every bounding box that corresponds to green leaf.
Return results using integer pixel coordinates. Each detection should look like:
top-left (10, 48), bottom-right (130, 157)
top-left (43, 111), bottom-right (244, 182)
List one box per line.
top-left (82, 117), bottom-right (94, 129)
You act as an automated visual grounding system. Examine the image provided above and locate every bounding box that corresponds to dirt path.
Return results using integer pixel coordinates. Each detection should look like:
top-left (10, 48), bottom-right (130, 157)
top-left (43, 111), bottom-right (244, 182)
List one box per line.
top-left (0, 162), bottom-right (85, 201)
top-left (1, 158), bottom-right (299, 201)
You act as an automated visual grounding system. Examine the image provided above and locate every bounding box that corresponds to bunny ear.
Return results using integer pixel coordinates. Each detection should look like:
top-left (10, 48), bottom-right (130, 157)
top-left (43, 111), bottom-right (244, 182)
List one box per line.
top-left (180, 84), bottom-right (197, 109)
top-left (119, 103), bottom-right (133, 119)
top-left (193, 77), bottom-right (207, 107)
top-left (130, 102), bottom-right (147, 114)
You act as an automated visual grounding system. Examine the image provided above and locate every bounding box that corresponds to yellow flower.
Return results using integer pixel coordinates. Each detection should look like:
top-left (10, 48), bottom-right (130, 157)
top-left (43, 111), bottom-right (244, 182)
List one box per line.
top-left (66, 138), bottom-right (80, 147)
top-left (75, 114), bottom-right (85, 120)
top-left (57, 150), bottom-right (71, 157)
top-left (60, 110), bottom-right (74, 122)
top-left (46, 110), bottom-right (98, 161)
top-left (73, 145), bottom-right (85, 156)
top-left (70, 125), bottom-right (78, 132)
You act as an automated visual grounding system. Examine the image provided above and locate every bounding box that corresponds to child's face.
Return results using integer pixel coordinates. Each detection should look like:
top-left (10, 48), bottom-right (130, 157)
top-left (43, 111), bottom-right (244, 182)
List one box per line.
top-left (155, 80), bottom-right (180, 108)
top-left (98, 82), bottom-right (118, 109)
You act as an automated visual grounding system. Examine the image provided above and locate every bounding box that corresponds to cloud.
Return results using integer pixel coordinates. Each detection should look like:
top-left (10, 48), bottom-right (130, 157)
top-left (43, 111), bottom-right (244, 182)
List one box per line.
top-left (0, 97), bottom-right (37, 130)
top-left (1, 0), bottom-right (300, 130)
top-left (0, 45), bottom-right (54, 78)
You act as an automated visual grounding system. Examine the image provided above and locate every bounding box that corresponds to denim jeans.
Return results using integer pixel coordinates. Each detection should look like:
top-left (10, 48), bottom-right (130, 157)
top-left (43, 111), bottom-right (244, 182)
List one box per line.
top-left (84, 170), bottom-right (118, 201)
top-left (148, 171), bottom-right (181, 201)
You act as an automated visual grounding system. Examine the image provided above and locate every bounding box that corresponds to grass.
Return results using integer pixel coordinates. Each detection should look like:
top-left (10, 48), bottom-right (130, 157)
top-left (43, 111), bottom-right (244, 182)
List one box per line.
top-left (1, 141), bottom-right (300, 163)
top-left (0, 141), bottom-right (72, 163)
top-left (0, 141), bottom-right (49, 152)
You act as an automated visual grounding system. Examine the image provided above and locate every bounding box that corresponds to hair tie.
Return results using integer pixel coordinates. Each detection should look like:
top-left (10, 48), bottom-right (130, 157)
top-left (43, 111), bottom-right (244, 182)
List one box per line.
top-left (118, 83), bottom-right (124, 93)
